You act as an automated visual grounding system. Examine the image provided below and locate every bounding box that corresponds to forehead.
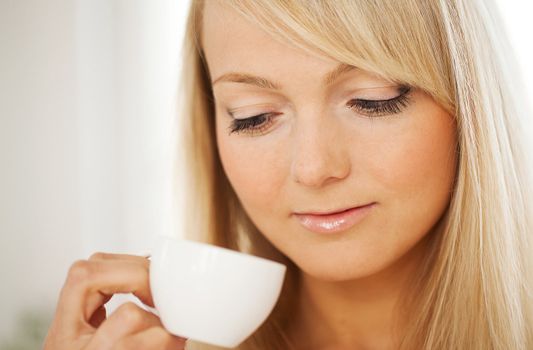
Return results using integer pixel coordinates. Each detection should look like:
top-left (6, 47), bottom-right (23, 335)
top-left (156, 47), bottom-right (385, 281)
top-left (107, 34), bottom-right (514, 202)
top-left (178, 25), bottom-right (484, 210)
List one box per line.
top-left (201, 0), bottom-right (337, 82)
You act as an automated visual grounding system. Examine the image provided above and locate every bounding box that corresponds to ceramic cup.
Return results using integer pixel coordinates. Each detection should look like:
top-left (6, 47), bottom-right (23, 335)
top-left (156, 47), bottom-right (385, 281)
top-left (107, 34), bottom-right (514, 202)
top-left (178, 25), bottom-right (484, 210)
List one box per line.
top-left (149, 235), bottom-right (287, 348)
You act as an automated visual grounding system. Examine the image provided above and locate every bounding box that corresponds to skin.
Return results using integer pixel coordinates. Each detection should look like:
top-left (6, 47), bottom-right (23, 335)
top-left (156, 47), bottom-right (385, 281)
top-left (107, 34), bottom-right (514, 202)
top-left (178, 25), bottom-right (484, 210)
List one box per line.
top-left (43, 253), bottom-right (188, 350)
top-left (44, 1), bottom-right (457, 349)
top-left (203, 1), bottom-right (457, 349)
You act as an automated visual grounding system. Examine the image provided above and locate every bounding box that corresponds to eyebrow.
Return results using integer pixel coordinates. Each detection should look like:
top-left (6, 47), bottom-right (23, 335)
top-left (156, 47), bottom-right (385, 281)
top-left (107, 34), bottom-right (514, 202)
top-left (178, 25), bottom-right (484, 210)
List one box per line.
top-left (211, 63), bottom-right (357, 90)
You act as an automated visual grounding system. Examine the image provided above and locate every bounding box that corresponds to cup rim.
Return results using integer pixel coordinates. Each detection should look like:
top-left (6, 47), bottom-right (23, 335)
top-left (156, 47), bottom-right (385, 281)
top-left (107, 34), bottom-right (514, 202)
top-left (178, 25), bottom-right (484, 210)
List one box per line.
top-left (152, 234), bottom-right (287, 270)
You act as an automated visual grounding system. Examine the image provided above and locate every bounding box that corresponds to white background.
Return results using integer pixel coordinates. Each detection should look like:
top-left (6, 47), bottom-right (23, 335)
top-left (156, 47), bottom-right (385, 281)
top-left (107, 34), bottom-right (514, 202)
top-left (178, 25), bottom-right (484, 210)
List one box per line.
top-left (0, 0), bottom-right (531, 347)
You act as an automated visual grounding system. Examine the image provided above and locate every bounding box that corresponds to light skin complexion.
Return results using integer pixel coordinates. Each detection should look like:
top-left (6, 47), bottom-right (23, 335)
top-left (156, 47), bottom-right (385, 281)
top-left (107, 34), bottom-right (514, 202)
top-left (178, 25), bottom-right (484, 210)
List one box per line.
top-left (203, 1), bottom-right (457, 349)
top-left (43, 2), bottom-right (457, 349)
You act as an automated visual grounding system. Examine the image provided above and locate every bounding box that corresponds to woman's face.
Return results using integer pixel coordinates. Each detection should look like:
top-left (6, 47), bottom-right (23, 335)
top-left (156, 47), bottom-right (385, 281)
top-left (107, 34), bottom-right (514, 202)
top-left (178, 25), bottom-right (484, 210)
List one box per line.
top-left (202, 1), bottom-right (457, 281)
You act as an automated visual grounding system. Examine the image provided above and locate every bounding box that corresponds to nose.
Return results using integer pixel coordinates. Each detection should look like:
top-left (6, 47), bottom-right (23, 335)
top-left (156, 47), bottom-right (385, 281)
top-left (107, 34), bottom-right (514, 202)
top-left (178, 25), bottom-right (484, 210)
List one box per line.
top-left (290, 115), bottom-right (351, 188)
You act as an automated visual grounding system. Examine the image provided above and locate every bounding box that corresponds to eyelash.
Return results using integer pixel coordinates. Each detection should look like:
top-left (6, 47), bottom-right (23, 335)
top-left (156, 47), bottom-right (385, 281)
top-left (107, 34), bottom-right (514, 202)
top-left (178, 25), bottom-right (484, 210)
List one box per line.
top-left (347, 85), bottom-right (412, 117)
top-left (228, 85), bottom-right (412, 135)
top-left (227, 112), bottom-right (281, 136)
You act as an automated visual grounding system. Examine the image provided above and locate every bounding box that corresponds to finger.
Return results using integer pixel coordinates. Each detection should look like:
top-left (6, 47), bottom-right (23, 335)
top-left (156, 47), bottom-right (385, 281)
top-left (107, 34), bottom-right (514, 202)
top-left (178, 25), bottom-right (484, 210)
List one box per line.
top-left (112, 326), bottom-right (187, 350)
top-left (85, 302), bottom-right (162, 350)
top-left (56, 258), bottom-right (153, 332)
top-left (80, 260), bottom-right (153, 317)
top-left (85, 252), bottom-right (150, 318)
top-left (88, 305), bottom-right (107, 328)
top-left (88, 252), bottom-right (150, 264)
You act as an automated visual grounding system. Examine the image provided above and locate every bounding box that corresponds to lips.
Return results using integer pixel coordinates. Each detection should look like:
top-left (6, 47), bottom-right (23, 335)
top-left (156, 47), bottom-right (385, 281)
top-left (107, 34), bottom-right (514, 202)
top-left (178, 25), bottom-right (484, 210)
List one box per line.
top-left (293, 203), bottom-right (376, 234)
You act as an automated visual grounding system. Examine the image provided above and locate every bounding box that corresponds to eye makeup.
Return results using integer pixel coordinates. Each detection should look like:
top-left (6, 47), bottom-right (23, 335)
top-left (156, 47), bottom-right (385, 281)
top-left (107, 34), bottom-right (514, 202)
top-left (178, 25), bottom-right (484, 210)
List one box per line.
top-left (346, 85), bottom-right (412, 118)
top-left (226, 84), bottom-right (413, 136)
top-left (227, 111), bottom-right (281, 136)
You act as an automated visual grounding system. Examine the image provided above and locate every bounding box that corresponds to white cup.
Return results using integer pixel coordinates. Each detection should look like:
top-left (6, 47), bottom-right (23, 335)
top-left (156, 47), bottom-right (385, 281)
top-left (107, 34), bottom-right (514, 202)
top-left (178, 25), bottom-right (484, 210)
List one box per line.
top-left (149, 235), bottom-right (287, 348)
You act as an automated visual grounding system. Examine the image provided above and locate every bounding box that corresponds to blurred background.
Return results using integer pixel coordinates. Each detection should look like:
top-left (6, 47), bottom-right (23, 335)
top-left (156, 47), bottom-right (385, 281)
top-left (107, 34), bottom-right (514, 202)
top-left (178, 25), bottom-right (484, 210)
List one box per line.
top-left (0, 0), bottom-right (190, 348)
top-left (0, 0), bottom-right (531, 349)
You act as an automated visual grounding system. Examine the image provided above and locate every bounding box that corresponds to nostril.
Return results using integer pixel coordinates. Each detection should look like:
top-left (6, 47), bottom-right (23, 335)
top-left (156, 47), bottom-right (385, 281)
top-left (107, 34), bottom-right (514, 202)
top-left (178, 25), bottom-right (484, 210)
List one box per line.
top-left (289, 127), bottom-right (351, 187)
top-left (291, 155), bottom-right (351, 188)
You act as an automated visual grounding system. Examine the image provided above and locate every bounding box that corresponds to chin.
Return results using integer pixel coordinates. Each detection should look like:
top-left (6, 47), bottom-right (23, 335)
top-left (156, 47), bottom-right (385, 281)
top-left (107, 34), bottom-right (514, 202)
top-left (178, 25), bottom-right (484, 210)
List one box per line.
top-left (290, 247), bottom-right (396, 283)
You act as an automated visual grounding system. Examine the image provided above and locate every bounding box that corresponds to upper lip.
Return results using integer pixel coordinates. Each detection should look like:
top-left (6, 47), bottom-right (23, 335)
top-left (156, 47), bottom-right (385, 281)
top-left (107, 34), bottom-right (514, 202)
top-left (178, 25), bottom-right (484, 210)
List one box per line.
top-left (293, 202), bottom-right (375, 216)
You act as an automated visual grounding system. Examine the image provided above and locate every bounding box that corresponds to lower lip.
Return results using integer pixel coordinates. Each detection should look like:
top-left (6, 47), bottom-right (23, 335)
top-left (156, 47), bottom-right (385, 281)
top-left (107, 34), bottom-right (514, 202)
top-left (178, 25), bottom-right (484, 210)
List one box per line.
top-left (293, 203), bottom-right (376, 234)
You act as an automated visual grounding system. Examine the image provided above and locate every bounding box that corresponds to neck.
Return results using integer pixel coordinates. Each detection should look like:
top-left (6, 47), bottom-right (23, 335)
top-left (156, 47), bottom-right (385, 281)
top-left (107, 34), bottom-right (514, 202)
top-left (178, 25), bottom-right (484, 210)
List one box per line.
top-left (287, 232), bottom-right (434, 350)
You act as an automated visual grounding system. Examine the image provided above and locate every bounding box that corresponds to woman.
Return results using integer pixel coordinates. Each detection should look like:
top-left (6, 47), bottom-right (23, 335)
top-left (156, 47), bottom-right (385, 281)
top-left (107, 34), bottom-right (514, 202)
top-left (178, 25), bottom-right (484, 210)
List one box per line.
top-left (44, 0), bottom-right (533, 349)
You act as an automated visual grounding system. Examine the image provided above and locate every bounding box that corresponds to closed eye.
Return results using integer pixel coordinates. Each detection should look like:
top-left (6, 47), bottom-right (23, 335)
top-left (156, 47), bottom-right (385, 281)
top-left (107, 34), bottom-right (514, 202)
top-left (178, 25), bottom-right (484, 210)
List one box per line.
top-left (226, 85), bottom-right (413, 136)
top-left (346, 85), bottom-right (412, 117)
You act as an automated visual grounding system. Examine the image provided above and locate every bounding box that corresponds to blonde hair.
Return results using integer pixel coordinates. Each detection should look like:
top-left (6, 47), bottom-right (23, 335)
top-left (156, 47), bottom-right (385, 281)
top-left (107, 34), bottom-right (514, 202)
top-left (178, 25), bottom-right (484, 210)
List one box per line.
top-left (179, 0), bottom-right (533, 349)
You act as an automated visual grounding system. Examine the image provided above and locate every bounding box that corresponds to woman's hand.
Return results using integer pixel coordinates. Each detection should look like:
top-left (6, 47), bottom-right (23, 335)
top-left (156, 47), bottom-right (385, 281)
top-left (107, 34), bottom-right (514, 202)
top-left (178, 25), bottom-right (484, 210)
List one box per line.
top-left (43, 252), bottom-right (188, 350)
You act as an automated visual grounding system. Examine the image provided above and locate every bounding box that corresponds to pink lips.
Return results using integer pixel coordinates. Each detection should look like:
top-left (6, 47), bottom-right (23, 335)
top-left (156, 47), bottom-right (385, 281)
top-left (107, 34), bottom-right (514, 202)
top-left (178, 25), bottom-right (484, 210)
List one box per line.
top-left (293, 203), bottom-right (376, 234)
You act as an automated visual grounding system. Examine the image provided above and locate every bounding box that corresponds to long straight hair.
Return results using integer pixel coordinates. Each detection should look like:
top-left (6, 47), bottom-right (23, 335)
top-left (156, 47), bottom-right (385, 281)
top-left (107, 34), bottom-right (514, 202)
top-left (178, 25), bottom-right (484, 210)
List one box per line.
top-left (179, 0), bottom-right (533, 349)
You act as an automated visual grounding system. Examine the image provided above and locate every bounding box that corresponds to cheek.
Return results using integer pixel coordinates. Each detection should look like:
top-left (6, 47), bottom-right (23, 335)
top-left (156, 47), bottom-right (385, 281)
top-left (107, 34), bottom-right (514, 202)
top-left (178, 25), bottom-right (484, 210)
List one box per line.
top-left (216, 125), bottom-right (287, 210)
top-left (372, 111), bottom-right (456, 199)
top-left (366, 102), bottom-right (457, 236)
